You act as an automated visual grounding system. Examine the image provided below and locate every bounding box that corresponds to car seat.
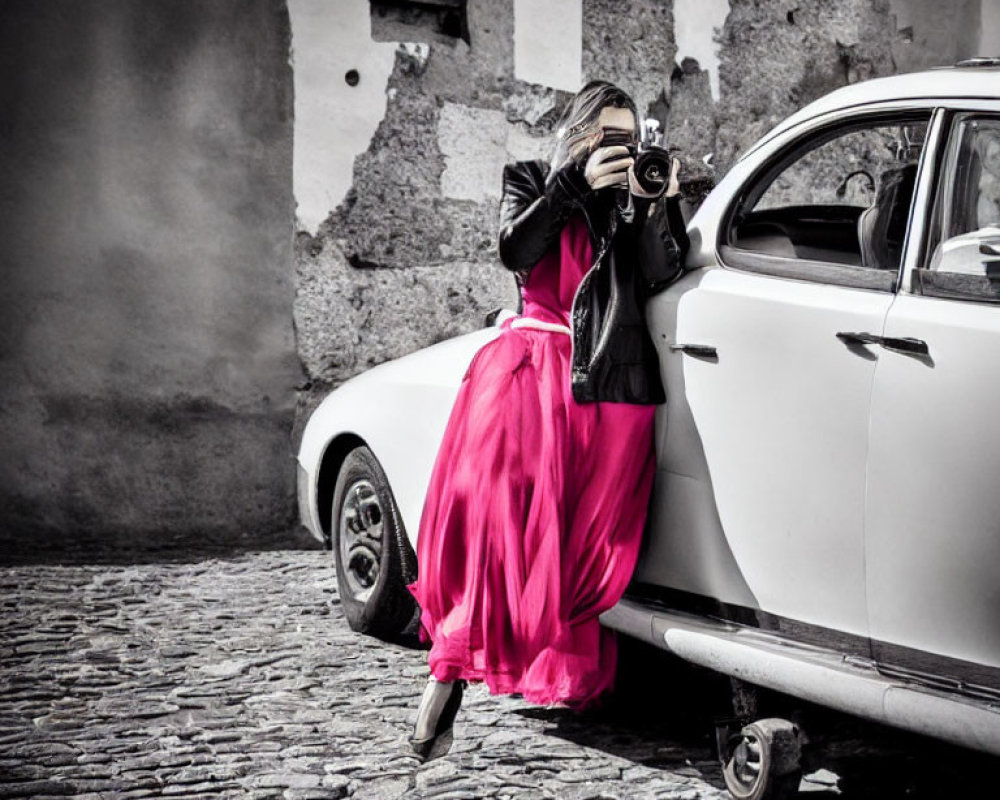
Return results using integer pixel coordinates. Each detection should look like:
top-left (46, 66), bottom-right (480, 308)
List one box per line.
top-left (858, 162), bottom-right (919, 271)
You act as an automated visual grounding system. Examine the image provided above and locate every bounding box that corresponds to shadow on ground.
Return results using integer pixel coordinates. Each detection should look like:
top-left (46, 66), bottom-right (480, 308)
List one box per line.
top-left (518, 638), bottom-right (995, 798)
top-left (515, 638), bottom-right (732, 791)
top-left (0, 524), bottom-right (324, 567)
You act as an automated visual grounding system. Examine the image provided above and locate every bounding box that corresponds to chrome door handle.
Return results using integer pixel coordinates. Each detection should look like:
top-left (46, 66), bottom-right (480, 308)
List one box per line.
top-left (837, 331), bottom-right (929, 356)
top-left (880, 336), bottom-right (929, 355)
top-left (836, 331), bottom-right (882, 346)
top-left (669, 343), bottom-right (718, 359)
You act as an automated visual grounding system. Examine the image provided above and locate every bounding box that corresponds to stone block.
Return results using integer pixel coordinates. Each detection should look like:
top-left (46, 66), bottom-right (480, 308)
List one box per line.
top-left (582, 0), bottom-right (676, 114)
top-left (439, 103), bottom-right (509, 201)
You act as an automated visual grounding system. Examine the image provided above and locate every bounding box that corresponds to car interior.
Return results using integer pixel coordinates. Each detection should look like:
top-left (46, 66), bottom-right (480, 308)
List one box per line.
top-left (726, 120), bottom-right (928, 276)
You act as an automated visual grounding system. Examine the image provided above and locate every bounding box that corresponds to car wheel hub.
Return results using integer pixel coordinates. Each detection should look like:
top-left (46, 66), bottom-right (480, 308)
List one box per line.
top-left (339, 479), bottom-right (384, 602)
top-left (728, 733), bottom-right (763, 792)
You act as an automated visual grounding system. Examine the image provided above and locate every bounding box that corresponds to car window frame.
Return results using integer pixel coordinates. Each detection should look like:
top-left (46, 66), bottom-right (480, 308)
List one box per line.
top-left (907, 106), bottom-right (1000, 304)
top-left (719, 108), bottom-right (936, 293)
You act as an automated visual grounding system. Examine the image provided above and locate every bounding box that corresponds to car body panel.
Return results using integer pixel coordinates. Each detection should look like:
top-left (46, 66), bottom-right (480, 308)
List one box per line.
top-left (603, 598), bottom-right (1000, 755)
top-left (857, 99), bottom-right (1000, 678)
top-left (636, 270), bottom-right (759, 610)
top-left (866, 293), bottom-right (1000, 673)
top-left (641, 267), bottom-right (892, 638)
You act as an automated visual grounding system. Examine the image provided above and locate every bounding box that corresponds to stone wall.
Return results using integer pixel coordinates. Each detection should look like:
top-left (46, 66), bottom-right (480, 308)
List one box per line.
top-left (293, 0), bottom-right (542, 409)
top-left (292, 0), bottom-right (685, 409)
top-left (0, 0), bottom-right (302, 547)
top-left (712, 0), bottom-right (898, 176)
top-left (293, 0), bottom-right (989, 412)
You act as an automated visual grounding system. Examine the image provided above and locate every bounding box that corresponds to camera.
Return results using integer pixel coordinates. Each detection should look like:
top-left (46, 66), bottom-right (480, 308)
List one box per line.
top-left (633, 119), bottom-right (673, 195)
top-left (598, 119), bottom-right (673, 195)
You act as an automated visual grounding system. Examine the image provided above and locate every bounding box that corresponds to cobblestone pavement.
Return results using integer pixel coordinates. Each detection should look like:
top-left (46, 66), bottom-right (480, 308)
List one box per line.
top-left (0, 549), bottom-right (994, 799)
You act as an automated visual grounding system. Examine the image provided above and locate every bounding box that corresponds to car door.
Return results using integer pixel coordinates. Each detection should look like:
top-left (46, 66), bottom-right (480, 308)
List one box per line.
top-left (637, 110), bottom-right (931, 645)
top-left (865, 108), bottom-right (1000, 692)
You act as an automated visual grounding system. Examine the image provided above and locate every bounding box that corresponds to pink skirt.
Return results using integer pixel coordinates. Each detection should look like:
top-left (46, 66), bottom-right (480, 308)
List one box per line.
top-left (408, 321), bottom-right (655, 708)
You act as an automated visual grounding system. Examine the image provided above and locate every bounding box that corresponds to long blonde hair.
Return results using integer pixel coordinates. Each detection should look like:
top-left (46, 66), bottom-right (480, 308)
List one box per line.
top-left (548, 80), bottom-right (638, 180)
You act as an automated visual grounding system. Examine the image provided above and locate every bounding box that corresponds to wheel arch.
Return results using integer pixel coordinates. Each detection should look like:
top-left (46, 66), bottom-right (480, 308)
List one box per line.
top-left (300, 325), bottom-right (499, 553)
top-left (316, 432), bottom-right (367, 549)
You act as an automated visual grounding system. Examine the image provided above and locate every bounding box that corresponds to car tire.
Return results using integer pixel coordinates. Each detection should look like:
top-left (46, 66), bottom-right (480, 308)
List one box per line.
top-left (722, 718), bottom-right (803, 800)
top-left (331, 445), bottom-right (417, 639)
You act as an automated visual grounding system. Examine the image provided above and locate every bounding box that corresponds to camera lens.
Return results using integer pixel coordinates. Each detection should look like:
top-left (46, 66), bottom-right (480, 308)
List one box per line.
top-left (634, 148), bottom-right (671, 194)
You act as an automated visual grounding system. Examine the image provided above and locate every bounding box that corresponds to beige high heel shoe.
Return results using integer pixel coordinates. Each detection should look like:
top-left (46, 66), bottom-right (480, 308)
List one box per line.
top-left (409, 679), bottom-right (465, 762)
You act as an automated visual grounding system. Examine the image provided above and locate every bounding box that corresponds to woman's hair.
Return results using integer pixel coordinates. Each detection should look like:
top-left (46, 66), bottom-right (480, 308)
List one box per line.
top-left (549, 80), bottom-right (638, 175)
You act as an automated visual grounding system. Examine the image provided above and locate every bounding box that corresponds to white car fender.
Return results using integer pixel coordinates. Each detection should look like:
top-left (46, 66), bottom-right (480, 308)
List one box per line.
top-left (298, 327), bottom-right (501, 547)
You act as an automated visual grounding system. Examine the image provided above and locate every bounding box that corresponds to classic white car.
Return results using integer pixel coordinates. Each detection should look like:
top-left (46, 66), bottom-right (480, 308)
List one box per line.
top-left (298, 60), bottom-right (1000, 798)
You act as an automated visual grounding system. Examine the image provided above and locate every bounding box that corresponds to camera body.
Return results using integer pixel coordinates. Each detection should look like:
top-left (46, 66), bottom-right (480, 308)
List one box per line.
top-left (599, 119), bottom-right (672, 195)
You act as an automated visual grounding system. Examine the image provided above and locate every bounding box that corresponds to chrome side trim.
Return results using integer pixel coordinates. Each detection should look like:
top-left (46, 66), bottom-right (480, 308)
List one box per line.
top-left (601, 598), bottom-right (1000, 756)
top-left (897, 107), bottom-right (949, 292)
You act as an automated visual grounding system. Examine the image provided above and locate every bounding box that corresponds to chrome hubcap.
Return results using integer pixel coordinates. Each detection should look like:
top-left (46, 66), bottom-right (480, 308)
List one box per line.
top-left (339, 479), bottom-right (384, 601)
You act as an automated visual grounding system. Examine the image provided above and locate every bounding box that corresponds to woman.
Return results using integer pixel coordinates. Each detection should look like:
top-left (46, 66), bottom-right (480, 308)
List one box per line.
top-left (407, 80), bottom-right (689, 761)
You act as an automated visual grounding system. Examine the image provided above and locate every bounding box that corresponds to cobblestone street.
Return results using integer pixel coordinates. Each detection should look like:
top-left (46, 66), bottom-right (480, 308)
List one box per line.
top-left (0, 548), bottom-right (993, 799)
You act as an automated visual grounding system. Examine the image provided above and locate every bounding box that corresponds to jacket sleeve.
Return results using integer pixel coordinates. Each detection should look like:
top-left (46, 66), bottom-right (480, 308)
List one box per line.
top-left (635, 194), bottom-right (691, 295)
top-left (497, 160), bottom-right (591, 274)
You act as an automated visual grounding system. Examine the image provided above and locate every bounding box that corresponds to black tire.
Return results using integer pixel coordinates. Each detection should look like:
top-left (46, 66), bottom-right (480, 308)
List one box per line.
top-left (722, 719), bottom-right (803, 800)
top-left (331, 445), bottom-right (416, 639)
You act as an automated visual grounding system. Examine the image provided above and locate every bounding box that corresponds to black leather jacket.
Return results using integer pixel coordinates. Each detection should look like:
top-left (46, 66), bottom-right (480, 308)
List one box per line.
top-left (498, 159), bottom-right (690, 404)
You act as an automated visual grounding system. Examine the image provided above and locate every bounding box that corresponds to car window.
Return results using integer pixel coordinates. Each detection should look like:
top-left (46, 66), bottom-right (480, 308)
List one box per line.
top-left (915, 114), bottom-right (1000, 303)
top-left (722, 115), bottom-right (930, 291)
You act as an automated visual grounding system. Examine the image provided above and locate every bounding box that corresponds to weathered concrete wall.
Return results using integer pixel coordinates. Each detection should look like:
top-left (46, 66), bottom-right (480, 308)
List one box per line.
top-left (676, 0), bottom-right (994, 177)
top-left (712, 0), bottom-right (898, 176)
top-left (289, 0), bottom-right (397, 234)
top-left (293, 0), bottom-right (526, 406)
top-left (983, 0), bottom-right (1000, 56)
top-left (0, 0), bottom-right (301, 543)
top-left (890, 0), bottom-right (981, 74)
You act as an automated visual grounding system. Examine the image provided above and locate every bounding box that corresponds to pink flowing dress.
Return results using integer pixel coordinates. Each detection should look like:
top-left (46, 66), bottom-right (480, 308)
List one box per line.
top-left (408, 214), bottom-right (656, 708)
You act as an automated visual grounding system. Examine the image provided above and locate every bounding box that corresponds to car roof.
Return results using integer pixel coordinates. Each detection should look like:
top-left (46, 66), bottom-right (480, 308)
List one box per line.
top-left (746, 65), bottom-right (999, 156)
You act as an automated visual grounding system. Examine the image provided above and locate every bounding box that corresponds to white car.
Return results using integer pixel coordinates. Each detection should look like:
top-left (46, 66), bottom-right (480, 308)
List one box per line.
top-left (298, 60), bottom-right (1000, 798)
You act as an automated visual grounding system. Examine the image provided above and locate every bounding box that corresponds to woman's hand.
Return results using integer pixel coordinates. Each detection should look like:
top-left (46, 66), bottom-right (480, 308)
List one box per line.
top-left (584, 145), bottom-right (633, 192)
